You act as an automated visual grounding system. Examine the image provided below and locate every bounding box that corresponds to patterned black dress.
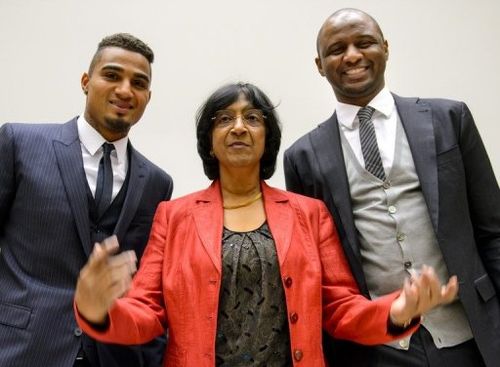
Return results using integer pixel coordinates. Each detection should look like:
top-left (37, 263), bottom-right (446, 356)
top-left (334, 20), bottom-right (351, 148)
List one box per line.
top-left (215, 223), bottom-right (291, 366)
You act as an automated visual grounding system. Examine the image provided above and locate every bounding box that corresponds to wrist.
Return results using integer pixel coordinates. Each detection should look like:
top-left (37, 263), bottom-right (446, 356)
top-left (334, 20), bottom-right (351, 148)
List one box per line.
top-left (387, 314), bottom-right (421, 335)
top-left (75, 302), bottom-right (108, 326)
top-left (389, 313), bottom-right (413, 328)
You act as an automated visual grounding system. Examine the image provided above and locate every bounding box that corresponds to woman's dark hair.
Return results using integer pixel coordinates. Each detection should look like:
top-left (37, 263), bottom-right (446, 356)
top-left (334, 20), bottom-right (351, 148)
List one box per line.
top-left (196, 82), bottom-right (281, 180)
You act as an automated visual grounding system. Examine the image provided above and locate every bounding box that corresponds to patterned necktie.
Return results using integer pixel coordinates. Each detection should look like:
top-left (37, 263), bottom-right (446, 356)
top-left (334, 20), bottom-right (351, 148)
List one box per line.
top-left (95, 143), bottom-right (115, 216)
top-left (358, 106), bottom-right (386, 181)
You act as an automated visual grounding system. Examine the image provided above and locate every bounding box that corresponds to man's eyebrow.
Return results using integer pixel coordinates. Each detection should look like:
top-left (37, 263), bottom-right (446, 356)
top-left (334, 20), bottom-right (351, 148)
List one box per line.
top-left (101, 64), bottom-right (123, 73)
top-left (357, 34), bottom-right (379, 40)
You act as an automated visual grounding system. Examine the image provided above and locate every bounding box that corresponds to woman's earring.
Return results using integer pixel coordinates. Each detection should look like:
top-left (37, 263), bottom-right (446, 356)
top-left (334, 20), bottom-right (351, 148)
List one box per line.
top-left (209, 150), bottom-right (215, 158)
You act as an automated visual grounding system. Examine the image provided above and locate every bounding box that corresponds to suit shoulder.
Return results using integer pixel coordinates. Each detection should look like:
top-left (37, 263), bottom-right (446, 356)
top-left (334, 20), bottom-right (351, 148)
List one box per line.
top-left (285, 117), bottom-right (331, 156)
top-left (416, 96), bottom-right (466, 110)
top-left (131, 148), bottom-right (172, 183)
top-left (2, 121), bottom-right (67, 136)
top-left (416, 97), bottom-right (472, 128)
top-left (395, 94), bottom-right (467, 113)
top-left (0, 121), bottom-right (74, 148)
top-left (395, 94), bottom-right (470, 126)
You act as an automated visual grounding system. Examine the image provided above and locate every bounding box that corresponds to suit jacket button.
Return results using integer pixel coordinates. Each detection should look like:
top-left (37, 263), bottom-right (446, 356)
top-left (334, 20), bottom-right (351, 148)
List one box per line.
top-left (290, 312), bottom-right (299, 324)
top-left (284, 276), bottom-right (293, 288)
top-left (293, 349), bottom-right (303, 361)
top-left (74, 327), bottom-right (83, 337)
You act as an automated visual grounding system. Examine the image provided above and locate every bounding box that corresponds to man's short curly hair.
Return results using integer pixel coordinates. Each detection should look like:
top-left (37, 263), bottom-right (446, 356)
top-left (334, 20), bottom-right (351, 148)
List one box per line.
top-left (196, 82), bottom-right (282, 180)
top-left (88, 33), bottom-right (154, 74)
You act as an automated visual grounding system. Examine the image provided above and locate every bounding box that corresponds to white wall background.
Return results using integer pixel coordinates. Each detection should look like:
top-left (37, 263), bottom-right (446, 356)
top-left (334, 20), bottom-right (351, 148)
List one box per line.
top-left (1, 0), bottom-right (498, 198)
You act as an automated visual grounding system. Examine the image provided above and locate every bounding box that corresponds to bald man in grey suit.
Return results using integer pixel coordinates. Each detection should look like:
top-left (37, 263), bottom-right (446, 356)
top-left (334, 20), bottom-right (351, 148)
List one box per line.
top-left (284, 8), bottom-right (499, 367)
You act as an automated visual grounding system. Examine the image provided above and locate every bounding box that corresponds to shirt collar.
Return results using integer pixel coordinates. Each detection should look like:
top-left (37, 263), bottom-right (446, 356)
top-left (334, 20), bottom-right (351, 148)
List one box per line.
top-left (335, 87), bottom-right (395, 130)
top-left (77, 115), bottom-right (129, 163)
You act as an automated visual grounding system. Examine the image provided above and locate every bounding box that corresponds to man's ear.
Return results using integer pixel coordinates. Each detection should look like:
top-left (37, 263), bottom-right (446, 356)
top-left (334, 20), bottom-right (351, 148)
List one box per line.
top-left (81, 73), bottom-right (89, 95)
top-left (315, 57), bottom-right (325, 77)
top-left (383, 40), bottom-right (389, 61)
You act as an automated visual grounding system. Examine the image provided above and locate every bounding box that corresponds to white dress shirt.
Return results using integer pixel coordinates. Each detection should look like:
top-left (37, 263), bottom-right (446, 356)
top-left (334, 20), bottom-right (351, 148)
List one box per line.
top-left (335, 87), bottom-right (399, 175)
top-left (77, 116), bottom-right (128, 200)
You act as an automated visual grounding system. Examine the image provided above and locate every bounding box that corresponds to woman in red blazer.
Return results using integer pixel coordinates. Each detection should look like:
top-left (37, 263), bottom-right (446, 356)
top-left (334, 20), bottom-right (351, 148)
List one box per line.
top-left (74, 83), bottom-right (458, 366)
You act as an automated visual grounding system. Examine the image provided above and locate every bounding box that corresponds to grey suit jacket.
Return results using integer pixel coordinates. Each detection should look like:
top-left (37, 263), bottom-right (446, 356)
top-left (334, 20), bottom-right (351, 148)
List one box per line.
top-left (284, 95), bottom-right (500, 367)
top-left (0, 118), bottom-right (173, 367)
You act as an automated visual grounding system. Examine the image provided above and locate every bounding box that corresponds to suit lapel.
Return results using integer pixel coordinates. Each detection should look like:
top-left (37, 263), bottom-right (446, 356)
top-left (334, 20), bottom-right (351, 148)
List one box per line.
top-left (394, 95), bottom-right (439, 230)
top-left (311, 114), bottom-right (363, 263)
top-left (114, 144), bottom-right (147, 241)
top-left (53, 118), bottom-right (92, 256)
top-left (262, 183), bottom-right (293, 267)
top-left (192, 182), bottom-right (224, 274)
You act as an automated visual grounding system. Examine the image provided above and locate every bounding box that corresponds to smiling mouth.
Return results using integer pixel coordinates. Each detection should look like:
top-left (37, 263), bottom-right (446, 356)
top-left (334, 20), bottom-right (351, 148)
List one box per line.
top-left (344, 66), bottom-right (368, 77)
top-left (110, 101), bottom-right (133, 111)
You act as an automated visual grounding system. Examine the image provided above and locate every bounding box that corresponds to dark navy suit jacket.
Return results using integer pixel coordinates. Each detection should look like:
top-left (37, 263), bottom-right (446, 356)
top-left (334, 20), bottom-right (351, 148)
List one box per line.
top-left (0, 118), bottom-right (173, 367)
top-left (284, 95), bottom-right (500, 367)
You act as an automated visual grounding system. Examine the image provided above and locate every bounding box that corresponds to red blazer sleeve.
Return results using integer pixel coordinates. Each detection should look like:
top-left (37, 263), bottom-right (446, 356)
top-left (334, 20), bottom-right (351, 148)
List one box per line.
top-left (317, 202), bottom-right (417, 344)
top-left (75, 202), bottom-right (170, 344)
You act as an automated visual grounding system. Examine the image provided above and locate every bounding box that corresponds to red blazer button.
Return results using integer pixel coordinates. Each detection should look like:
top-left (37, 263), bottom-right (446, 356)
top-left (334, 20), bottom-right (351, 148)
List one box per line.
top-left (284, 276), bottom-right (293, 288)
top-left (290, 312), bottom-right (299, 323)
top-left (294, 349), bottom-right (303, 361)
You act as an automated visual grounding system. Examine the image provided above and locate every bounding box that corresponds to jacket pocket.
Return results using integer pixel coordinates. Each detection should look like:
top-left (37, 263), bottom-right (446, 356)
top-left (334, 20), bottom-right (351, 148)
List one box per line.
top-left (0, 302), bottom-right (32, 329)
top-left (474, 274), bottom-right (496, 302)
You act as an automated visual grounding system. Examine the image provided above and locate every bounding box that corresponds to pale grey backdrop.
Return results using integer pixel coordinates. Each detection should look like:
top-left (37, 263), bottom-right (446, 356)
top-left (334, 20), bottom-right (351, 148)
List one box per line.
top-left (1, 0), bottom-right (498, 197)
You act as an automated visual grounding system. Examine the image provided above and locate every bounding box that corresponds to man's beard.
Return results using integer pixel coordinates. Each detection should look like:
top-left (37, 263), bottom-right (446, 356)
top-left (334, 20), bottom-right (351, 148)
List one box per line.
top-left (104, 117), bottom-right (131, 134)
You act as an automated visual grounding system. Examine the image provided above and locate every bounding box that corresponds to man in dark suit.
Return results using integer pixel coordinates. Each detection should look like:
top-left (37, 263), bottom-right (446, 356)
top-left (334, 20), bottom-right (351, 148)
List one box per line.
top-left (284, 8), bottom-right (499, 367)
top-left (0, 33), bottom-right (173, 367)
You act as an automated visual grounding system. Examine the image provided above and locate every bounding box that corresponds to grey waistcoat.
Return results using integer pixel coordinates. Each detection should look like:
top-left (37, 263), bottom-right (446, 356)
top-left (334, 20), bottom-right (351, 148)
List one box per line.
top-left (340, 119), bottom-right (472, 350)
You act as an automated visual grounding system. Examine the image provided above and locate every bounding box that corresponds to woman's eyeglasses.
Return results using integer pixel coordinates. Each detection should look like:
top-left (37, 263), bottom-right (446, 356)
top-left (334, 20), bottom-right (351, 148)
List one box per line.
top-left (211, 109), bottom-right (266, 128)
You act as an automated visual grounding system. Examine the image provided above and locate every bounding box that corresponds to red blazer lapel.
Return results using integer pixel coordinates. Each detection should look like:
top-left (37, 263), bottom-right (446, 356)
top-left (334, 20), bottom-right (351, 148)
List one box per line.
top-left (262, 182), bottom-right (293, 267)
top-left (191, 181), bottom-right (223, 274)
top-left (191, 181), bottom-right (295, 272)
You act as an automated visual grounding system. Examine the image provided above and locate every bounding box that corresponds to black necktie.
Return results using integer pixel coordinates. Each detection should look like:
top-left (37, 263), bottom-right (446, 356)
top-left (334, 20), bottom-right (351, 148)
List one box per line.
top-left (358, 106), bottom-right (386, 181)
top-left (95, 143), bottom-right (115, 216)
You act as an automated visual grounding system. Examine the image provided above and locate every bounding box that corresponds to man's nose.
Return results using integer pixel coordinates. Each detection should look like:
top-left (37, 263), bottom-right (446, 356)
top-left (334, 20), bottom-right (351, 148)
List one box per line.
top-left (115, 80), bottom-right (133, 98)
top-left (344, 44), bottom-right (362, 63)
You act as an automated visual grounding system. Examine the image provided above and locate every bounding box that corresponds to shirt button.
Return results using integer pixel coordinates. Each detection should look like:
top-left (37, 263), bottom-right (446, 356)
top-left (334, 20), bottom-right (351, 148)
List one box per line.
top-left (388, 205), bottom-right (397, 214)
top-left (404, 261), bottom-right (412, 269)
top-left (382, 181), bottom-right (391, 189)
top-left (290, 312), bottom-right (299, 324)
top-left (399, 339), bottom-right (409, 349)
top-left (397, 233), bottom-right (407, 242)
top-left (284, 276), bottom-right (293, 288)
top-left (74, 327), bottom-right (83, 337)
top-left (294, 349), bottom-right (303, 361)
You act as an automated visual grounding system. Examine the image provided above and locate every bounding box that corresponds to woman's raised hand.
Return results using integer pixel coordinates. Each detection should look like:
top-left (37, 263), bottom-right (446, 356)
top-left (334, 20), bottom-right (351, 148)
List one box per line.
top-left (389, 265), bottom-right (458, 327)
top-left (74, 235), bottom-right (137, 324)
